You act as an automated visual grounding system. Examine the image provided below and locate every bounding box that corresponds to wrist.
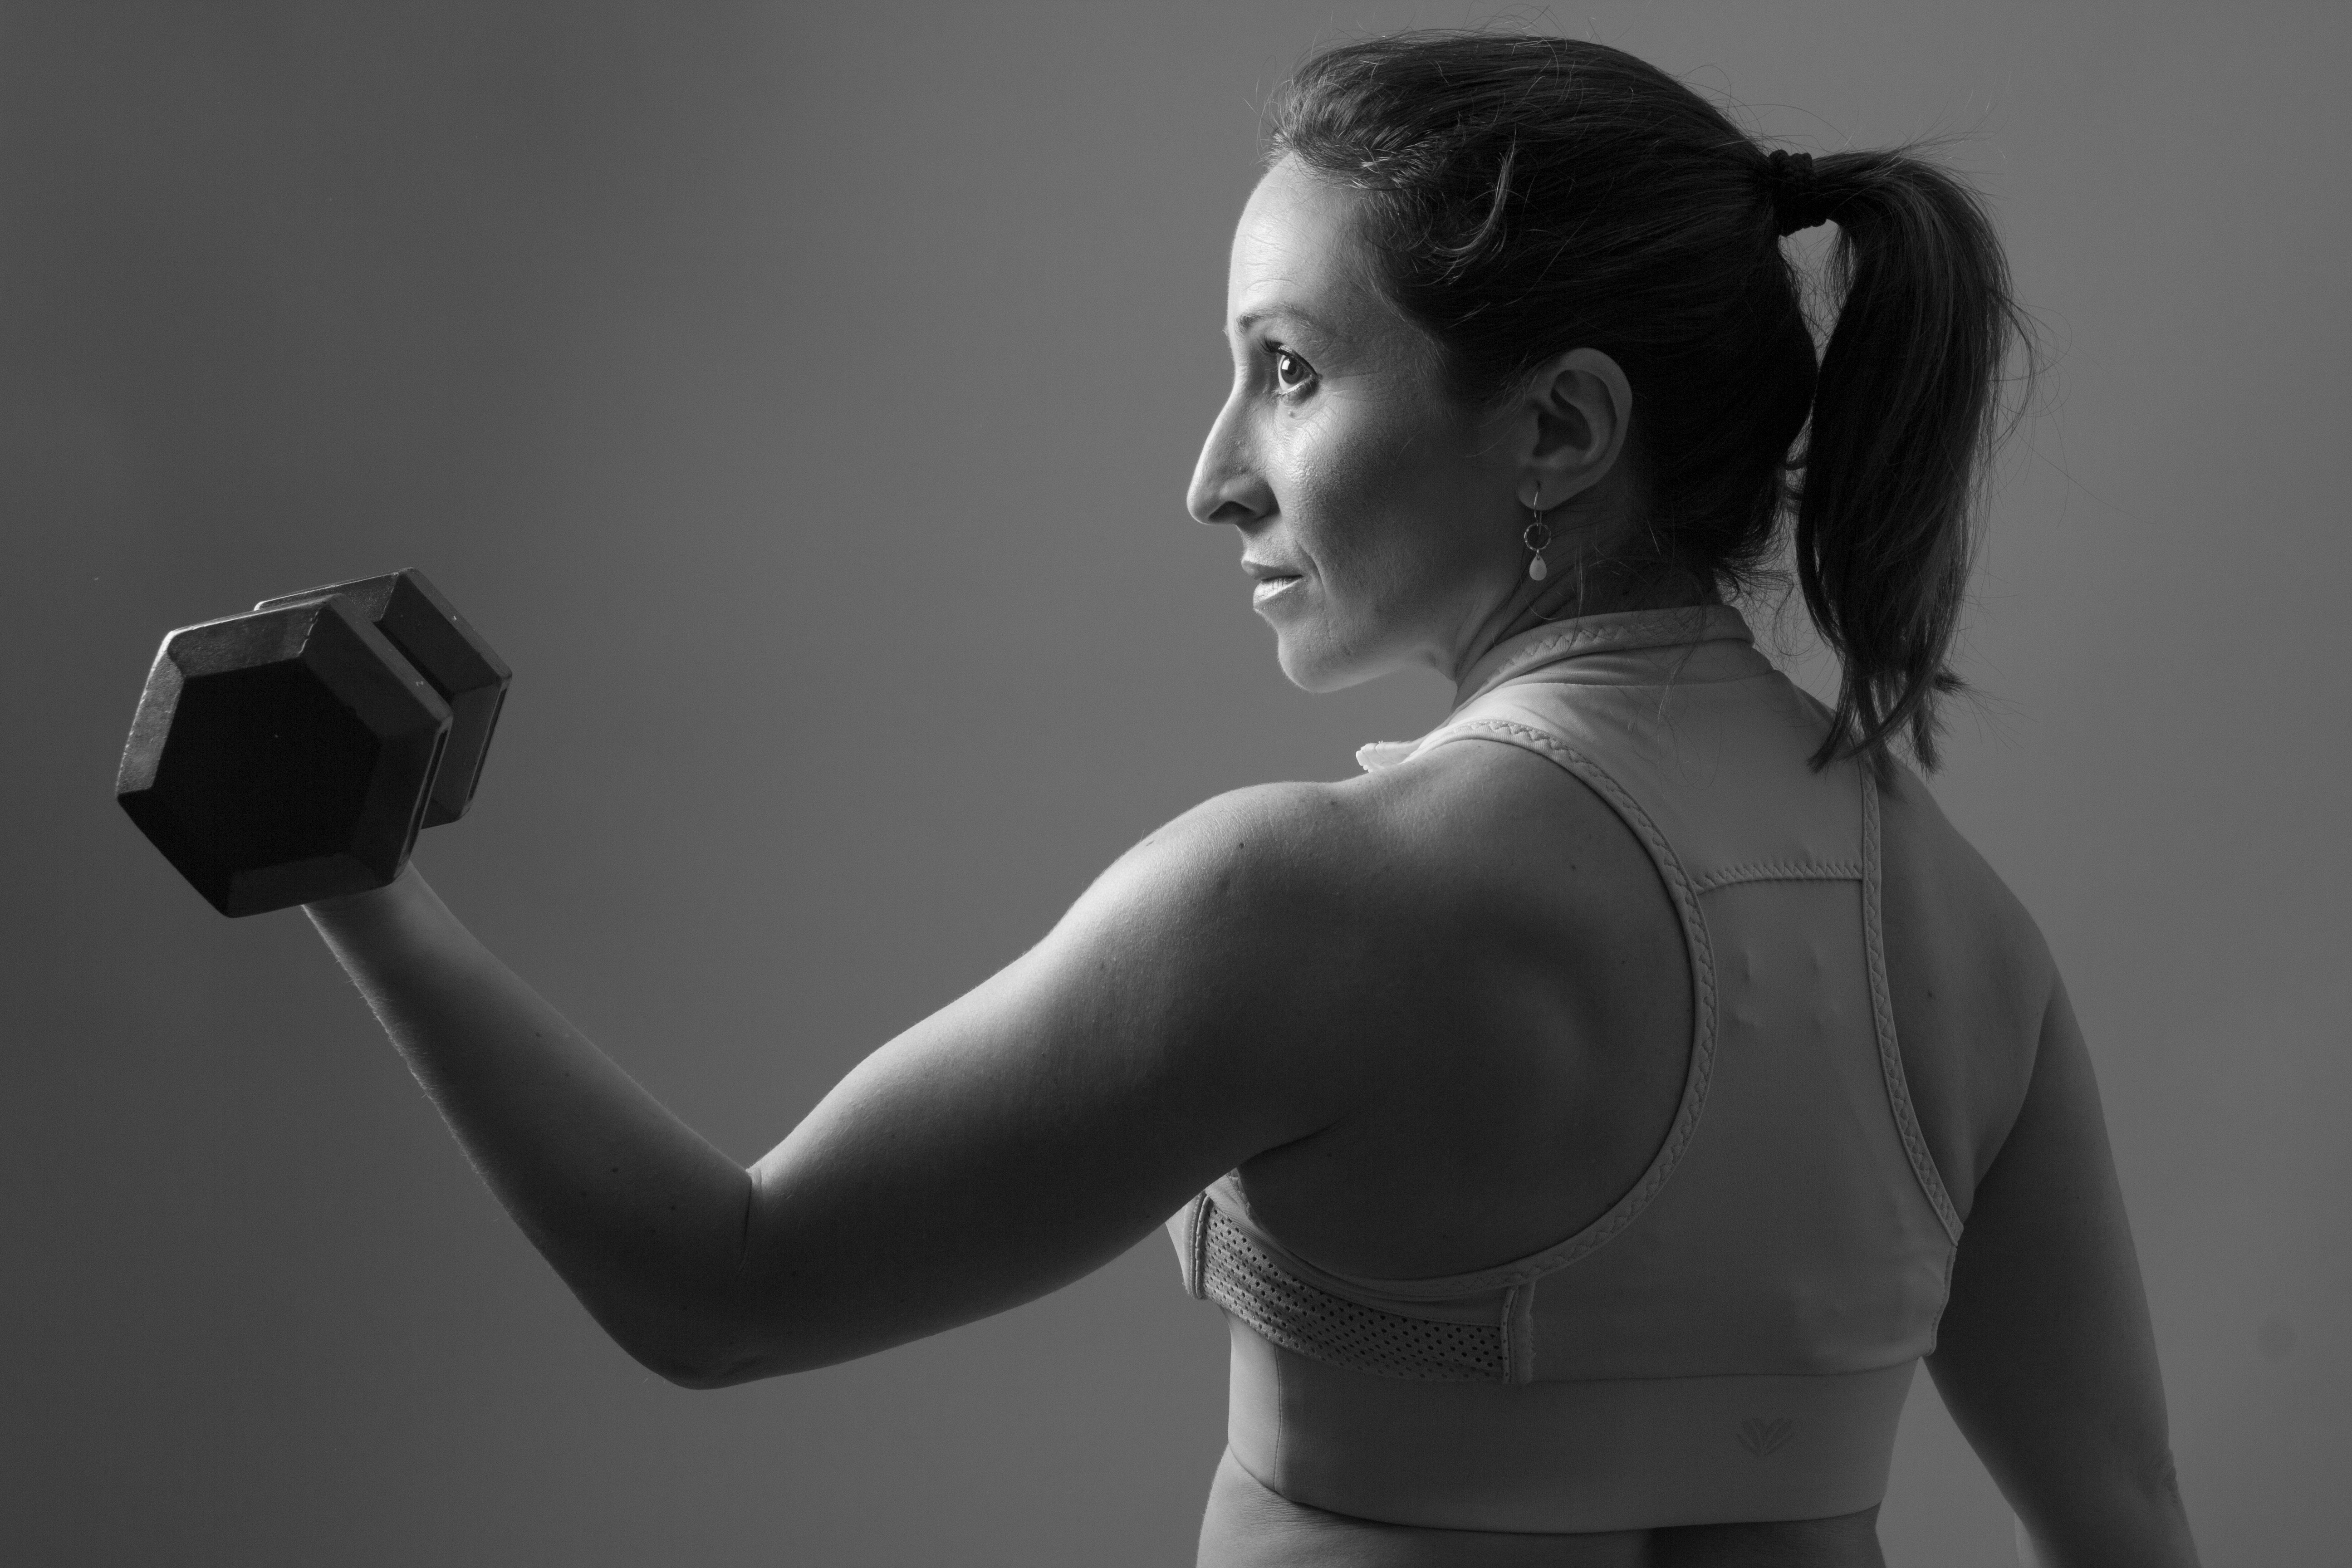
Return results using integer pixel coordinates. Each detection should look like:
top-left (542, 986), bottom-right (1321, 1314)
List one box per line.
top-left (304, 863), bottom-right (468, 968)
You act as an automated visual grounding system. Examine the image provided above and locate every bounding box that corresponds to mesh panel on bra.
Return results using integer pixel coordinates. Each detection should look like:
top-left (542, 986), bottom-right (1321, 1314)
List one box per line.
top-left (1198, 1202), bottom-right (1508, 1383)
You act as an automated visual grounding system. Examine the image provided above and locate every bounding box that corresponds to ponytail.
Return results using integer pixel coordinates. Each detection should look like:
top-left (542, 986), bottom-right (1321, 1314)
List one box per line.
top-left (1795, 152), bottom-right (2029, 779)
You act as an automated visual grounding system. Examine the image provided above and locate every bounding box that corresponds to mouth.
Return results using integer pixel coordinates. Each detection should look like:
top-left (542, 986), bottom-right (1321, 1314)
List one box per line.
top-left (1243, 559), bottom-right (1305, 608)
top-left (1250, 573), bottom-right (1303, 608)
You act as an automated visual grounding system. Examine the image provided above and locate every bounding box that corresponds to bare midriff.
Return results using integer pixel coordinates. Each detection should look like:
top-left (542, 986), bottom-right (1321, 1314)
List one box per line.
top-left (1198, 1447), bottom-right (1888, 1568)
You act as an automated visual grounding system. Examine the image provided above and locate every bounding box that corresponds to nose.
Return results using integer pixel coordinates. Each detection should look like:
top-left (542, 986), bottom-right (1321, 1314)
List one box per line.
top-left (1186, 379), bottom-right (1274, 529)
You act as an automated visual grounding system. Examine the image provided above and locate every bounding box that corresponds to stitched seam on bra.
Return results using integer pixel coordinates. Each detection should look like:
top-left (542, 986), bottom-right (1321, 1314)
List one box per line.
top-left (1507, 1280), bottom-right (1536, 1384)
top-left (1188, 1192), bottom-right (1212, 1298)
top-left (1347, 717), bottom-right (1723, 1299)
top-left (1862, 771), bottom-right (1964, 1245)
top-left (1926, 1245), bottom-right (1959, 1353)
top-left (1271, 1317), bottom-right (1286, 1485)
top-left (1689, 861), bottom-right (1864, 894)
top-left (1496, 1282), bottom-right (1509, 1375)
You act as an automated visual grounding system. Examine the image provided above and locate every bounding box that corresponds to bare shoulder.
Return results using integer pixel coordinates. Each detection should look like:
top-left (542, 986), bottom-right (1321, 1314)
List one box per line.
top-left (1099, 738), bottom-right (1609, 920)
top-left (1126, 738), bottom-right (1685, 991)
top-left (1080, 767), bottom-right (1501, 974)
top-left (1330, 733), bottom-right (1649, 897)
top-left (1063, 740), bottom-right (1634, 1083)
top-left (1013, 777), bottom-right (1444, 1149)
top-left (1878, 765), bottom-right (2050, 965)
top-left (1085, 777), bottom-right (1386, 947)
top-left (1875, 765), bottom-right (2059, 1212)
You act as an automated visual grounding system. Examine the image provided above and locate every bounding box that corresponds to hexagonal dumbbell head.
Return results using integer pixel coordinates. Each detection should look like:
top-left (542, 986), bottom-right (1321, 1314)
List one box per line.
top-left (252, 569), bottom-right (511, 828)
top-left (117, 595), bottom-right (452, 916)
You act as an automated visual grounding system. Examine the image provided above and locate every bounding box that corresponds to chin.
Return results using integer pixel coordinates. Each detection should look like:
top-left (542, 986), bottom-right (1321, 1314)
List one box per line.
top-left (1274, 630), bottom-right (1392, 694)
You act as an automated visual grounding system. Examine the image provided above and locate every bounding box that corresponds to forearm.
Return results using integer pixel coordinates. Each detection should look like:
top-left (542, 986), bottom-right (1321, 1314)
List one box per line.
top-left (306, 867), bottom-right (759, 1383)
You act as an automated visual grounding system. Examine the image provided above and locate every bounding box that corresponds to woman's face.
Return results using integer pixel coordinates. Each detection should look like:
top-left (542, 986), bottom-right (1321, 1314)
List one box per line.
top-left (1188, 157), bottom-right (1524, 691)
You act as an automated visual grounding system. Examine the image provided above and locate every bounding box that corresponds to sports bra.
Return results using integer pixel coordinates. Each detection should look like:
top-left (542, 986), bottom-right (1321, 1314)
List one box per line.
top-left (1164, 604), bottom-right (1962, 1534)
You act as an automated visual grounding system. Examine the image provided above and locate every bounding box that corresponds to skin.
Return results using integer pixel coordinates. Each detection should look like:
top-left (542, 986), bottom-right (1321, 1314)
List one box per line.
top-left (304, 157), bottom-right (2197, 1566)
top-left (1193, 160), bottom-right (1666, 696)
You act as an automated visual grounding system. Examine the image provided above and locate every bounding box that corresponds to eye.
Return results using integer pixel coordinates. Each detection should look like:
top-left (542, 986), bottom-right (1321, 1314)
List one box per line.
top-left (1270, 346), bottom-right (1317, 397)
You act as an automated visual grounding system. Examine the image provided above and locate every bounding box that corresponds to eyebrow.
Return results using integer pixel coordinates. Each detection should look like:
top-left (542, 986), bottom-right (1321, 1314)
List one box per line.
top-left (1231, 305), bottom-right (1333, 338)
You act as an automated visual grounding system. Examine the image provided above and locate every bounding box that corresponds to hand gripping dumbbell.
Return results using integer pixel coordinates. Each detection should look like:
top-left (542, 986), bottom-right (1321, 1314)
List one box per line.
top-left (116, 570), bottom-right (511, 916)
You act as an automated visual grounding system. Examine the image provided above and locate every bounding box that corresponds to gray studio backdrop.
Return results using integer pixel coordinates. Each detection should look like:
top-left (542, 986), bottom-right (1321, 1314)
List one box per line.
top-left (3, 3), bottom-right (2343, 1564)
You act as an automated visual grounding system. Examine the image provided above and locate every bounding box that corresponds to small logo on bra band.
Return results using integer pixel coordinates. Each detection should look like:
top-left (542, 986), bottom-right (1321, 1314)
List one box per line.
top-left (1736, 1417), bottom-right (1795, 1457)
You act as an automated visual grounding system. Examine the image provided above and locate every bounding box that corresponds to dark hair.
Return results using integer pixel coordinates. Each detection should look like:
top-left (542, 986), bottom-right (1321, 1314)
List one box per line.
top-left (1268, 31), bottom-right (2029, 777)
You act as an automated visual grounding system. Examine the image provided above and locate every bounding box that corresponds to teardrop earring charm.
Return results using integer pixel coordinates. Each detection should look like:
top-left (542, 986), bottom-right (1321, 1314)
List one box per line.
top-left (1523, 501), bottom-right (1553, 583)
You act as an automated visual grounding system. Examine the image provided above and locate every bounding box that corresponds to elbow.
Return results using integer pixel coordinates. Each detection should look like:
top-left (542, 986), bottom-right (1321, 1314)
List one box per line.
top-left (648, 1331), bottom-right (854, 1388)
top-left (654, 1358), bottom-right (766, 1392)
top-left (625, 1313), bottom-right (791, 1387)
top-left (584, 1269), bottom-right (833, 1389)
top-left (631, 1336), bottom-right (783, 1391)
top-left (599, 1305), bottom-right (791, 1390)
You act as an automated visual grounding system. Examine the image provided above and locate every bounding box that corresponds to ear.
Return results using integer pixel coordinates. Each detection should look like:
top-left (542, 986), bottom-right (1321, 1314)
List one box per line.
top-left (1517, 348), bottom-right (1633, 511)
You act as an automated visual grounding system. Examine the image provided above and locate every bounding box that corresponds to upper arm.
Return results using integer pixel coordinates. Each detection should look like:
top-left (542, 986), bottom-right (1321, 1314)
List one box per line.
top-left (1928, 980), bottom-right (2199, 1563)
top-left (703, 784), bottom-right (1366, 1382)
top-left (1874, 765), bottom-right (2049, 1216)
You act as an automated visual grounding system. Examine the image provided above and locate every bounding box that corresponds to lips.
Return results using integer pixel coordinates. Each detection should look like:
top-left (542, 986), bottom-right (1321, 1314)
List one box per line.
top-left (1242, 557), bottom-right (1304, 608)
top-left (1251, 574), bottom-right (1303, 606)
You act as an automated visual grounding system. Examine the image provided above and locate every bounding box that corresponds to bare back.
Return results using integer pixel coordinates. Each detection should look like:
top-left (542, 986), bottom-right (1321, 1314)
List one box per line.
top-left (1196, 719), bottom-right (2048, 1563)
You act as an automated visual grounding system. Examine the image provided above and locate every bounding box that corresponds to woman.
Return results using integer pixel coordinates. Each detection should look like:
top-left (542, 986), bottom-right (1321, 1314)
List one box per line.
top-left (309, 31), bottom-right (2199, 1567)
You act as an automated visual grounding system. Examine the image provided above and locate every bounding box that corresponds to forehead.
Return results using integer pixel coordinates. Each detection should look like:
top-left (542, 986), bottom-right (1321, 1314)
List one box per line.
top-left (1226, 157), bottom-right (1386, 324)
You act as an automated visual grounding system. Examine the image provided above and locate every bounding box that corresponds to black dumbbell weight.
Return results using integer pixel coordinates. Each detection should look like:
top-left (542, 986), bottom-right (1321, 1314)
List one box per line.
top-left (251, 571), bottom-right (509, 828)
top-left (116, 570), bottom-right (511, 917)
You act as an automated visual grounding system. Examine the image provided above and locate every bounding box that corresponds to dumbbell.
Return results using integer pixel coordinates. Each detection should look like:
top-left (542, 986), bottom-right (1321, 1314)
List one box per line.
top-left (116, 570), bottom-right (511, 916)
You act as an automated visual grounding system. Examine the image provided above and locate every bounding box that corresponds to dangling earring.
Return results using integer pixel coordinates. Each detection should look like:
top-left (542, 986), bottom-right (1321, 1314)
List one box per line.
top-left (1523, 493), bottom-right (1553, 583)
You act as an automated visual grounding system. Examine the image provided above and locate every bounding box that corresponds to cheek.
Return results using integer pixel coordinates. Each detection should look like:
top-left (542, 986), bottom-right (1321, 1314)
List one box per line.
top-left (1288, 406), bottom-right (1482, 594)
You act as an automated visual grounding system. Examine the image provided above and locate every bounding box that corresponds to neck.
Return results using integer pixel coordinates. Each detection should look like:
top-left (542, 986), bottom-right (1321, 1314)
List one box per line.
top-left (1447, 551), bottom-right (1718, 706)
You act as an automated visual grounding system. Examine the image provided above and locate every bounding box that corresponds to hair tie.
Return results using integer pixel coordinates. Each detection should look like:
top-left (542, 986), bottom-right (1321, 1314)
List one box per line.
top-left (1765, 148), bottom-right (1837, 237)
